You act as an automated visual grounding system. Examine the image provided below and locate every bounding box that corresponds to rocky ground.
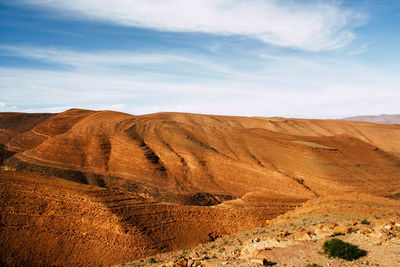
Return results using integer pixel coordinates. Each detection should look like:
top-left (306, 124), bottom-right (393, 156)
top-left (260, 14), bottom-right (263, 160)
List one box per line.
top-left (2, 110), bottom-right (400, 266)
top-left (120, 194), bottom-right (400, 267)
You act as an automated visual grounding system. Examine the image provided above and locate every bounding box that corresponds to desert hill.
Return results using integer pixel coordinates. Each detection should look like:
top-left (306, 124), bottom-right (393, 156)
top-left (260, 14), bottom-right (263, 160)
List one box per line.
top-left (1, 109), bottom-right (400, 265)
top-left (1, 170), bottom-right (299, 266)
top-left (343, 114), bottom-right (400, 124)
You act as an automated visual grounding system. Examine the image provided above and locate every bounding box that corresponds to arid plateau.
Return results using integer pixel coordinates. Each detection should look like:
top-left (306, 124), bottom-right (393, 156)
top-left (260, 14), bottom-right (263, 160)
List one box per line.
top-left (1, 109), bottom-right (399, 266)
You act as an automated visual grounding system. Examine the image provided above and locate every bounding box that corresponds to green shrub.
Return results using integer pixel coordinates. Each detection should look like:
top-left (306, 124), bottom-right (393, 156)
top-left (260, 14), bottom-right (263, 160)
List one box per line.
top-left (149, 258), bottom-right (157, 264)
top-left (322, 238), bottom-right (366, 261)
top-left (305, 264), bottom-right (322, 267)
top-left (330, 232), bottom-right (345, 237)
top-left (361, 218), bottom-right (371, 225)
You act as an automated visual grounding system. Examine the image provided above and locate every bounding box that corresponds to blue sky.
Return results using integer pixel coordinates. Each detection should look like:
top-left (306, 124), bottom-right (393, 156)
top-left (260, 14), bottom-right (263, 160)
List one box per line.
top-left (0, 0), bottom-right (399, 118)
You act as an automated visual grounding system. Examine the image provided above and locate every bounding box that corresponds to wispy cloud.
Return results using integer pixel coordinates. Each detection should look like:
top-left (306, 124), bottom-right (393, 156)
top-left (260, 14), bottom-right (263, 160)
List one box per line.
top-left (17, 0), bottom-right (366, 51)
top-left (0, 45), bottom-right (237, 79)
top-left (1, 45), bottom-right (399, 117)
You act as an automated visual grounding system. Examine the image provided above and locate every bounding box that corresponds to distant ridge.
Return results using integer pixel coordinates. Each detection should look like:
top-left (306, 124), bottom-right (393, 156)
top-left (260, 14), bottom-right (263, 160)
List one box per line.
top-left (343, 114), bottom-right (400, 124)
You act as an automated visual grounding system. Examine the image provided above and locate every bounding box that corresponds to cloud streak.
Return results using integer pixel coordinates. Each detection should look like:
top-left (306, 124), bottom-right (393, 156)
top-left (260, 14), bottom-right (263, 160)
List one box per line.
top-left (18, 0), bottom-right (366, 51)
top-left (1, 45), bottom-right (399, 117)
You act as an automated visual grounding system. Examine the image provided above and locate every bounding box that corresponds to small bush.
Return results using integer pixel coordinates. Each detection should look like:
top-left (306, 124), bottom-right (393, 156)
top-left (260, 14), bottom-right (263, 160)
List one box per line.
top-left (149, 258), bottom-right (157, 264)
top-left (330, 232), bottom-right (345, 237)
top-left (305, 264), bottom-right (322, 267)
top-left (322, 238), bottom-right (366, 261)
top-left (361, 218), bottom-right (371, 225)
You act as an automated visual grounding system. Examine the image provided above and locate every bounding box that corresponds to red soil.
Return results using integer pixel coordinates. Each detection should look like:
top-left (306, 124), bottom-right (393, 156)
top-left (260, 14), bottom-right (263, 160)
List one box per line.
top-left (0, 109), bottom-right (400, 265)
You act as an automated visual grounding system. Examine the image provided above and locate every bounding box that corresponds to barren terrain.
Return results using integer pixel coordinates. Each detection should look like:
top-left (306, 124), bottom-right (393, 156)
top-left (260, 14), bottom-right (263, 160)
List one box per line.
top-left (1, 109), bottom-right (400, 266)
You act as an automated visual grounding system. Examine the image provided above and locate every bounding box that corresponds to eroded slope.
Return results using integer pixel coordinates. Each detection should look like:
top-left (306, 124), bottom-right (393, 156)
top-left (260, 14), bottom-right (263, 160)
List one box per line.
top-left (0, 170), bottom-right (302, 266)
top-left (3, 110), bottom-right (400, 200)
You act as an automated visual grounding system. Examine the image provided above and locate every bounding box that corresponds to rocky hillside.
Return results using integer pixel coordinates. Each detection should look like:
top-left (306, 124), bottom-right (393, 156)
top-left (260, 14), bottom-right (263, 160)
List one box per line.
top-left (124, 193), bottom-right (400, 266)
top-left (2, 109), bottom-right (400, 200)
top-left (1, 109), bottom-right (400, 265)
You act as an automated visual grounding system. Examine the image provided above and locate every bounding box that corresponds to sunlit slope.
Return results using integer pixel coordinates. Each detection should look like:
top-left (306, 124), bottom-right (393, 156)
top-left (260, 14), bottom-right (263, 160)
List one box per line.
top-left (0, 170), bottom-right (299, 266)
top-left (3, 109), bottom-right (400, 199)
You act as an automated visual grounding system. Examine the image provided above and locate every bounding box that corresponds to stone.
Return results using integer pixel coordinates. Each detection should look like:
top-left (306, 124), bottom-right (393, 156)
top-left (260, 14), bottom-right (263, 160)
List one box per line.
top-left (278, 230), bottom-right (291, 238)
top-left (348, 221), bottom-right (358, 226)
top-left (190, 252), bottom-right (200, 258)
top-left (332, 225), bottom-right (353, 234)
top-left (294, 229), bottom-right (312, 240)
top-left (376, 238), bottom-right (387, 246)
top-left (249, 258), bottom-right (265, 265)
top-left (360, 228), bottom-right (373, 235)
top-left (187, 259), bottom-right (194, 267)
top-left (193, 260), bottom-right (202, 267)
top-left (314, 228), bottom-right (330, 239)
top-left (177, 258), bottom-right (188, 266)
top-left (327, 223), bottom-right (338, 230)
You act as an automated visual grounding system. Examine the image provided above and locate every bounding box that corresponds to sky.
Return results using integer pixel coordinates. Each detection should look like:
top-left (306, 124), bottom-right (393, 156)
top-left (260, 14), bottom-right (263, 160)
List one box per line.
top-left (0, 0), bottom-right (399, 118)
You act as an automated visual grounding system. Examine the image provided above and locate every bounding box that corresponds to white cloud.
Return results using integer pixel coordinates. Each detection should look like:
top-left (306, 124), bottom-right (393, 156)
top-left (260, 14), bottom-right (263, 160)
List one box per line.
top-left (18, 0), bottom-right (365, 51)
top-left (0, 45), bottom-right (190, 68)
top-left (0, 102), bottom-right (5, 108)
top-left (0, 45), bottom-right (236, 78)
top-left (1, 45), bottom-right (399, 118)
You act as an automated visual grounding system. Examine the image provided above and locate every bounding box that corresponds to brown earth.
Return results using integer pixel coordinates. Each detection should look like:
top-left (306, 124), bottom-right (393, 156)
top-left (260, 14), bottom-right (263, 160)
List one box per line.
top-left (0, 109), bottom-right (400, 266)
top-left (0, 170), bottom-right (301, 266)
top-left (130, 193), bottom-right (400, 267)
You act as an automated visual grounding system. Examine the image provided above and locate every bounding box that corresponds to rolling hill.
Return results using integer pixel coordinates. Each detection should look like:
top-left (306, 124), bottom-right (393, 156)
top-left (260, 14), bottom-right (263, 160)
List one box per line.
top-left (1, 109), bottom-right (400, 265)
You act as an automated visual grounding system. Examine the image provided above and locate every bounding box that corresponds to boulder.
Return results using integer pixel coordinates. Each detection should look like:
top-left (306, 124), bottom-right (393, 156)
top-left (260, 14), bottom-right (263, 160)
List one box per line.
top-left (294, 229), bottom-right (312, 240)
top-left (277, 230), bottom-right (291, 238)
top-left (384, 225), bottom-right (392, 231)
top-left (249, 258), bottom-right (265, 265)
top-left (193, 260), bottom-right (202, 267)
top-left (332, 225), bottom-right (353, 234)
top-left (314, 228), bottom-right (330, 239)
top-left (327, 222), bottom-right (338, 230)
top-left (177, 258), bottom-right (188, 266)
